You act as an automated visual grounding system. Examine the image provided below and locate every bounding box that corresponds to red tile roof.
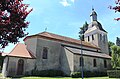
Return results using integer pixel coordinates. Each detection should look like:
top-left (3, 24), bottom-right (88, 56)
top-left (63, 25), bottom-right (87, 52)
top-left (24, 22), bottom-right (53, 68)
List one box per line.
top-left (7, 43), bottom-right (36, 59)
top-left (24, 32), bottom-right (100, 49)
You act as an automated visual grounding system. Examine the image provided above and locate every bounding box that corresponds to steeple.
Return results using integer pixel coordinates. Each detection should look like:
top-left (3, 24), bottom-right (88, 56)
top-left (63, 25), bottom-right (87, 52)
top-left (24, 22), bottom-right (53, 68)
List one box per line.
top-left (84, 8), bottom-right (109, 54)
top-left (90, 8), bottom-right (97, 22)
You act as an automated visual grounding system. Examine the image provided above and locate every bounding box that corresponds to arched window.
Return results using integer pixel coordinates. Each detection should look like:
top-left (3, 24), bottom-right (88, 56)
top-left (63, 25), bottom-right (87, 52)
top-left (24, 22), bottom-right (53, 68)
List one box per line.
top-left (93, 59), bottom-right (97, 67)
top-left (17, 59), bottom-right (24, 75)
top-left (104, 60), bottom-right (107, 68)
top-left (80, 57), bottom-right (84, 66)
top-left (42, 47), bottom-right (48, 59)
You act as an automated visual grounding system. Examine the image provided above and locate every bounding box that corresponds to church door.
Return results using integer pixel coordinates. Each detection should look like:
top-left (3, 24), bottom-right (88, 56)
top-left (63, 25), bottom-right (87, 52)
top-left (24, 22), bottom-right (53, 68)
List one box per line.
top-left (17, 59), bottom-right (24, 75)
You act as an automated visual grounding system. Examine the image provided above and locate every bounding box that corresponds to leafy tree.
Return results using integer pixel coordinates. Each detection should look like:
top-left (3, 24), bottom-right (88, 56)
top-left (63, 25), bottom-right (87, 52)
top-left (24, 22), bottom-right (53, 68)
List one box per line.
top-left (79, 21), bottom-right (88, 41)
top-left (0, 53), bottom-right (4, 70)
top-left (108, 41), bottom-right (115, 56)
top-left (0, 0), bottom-right (33, 48)
top-left (109, 0), bottom-right (120, 21)
top-left (111, 45), bottom-right (120, 69)
top-left (116, 37), bottom-right (120, 46)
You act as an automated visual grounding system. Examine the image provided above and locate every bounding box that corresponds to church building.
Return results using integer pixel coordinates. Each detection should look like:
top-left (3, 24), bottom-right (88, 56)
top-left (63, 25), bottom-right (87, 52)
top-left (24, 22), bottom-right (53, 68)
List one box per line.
top-left (2, 9), bottom-right (111, 77)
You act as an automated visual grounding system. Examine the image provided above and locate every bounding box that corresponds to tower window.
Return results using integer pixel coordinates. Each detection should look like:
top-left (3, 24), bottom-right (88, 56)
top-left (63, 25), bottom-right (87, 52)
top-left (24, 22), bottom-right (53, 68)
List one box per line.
top-left (92, 35), bottom-right (94, 40)
top-left (42, 47), bottom-right (48, 59)
top-left (103, 35), bottom-right (106, 42)
top-left (93, 59), bottom-right (97, 67)
top-left (80, 57), bottom-right (84, 67)
top-left (88, 36), bottom-right (90, 41)
top-left (100, 34), bottom-right (102, 41)
top-left (104, 60), bottom-right (107, 68)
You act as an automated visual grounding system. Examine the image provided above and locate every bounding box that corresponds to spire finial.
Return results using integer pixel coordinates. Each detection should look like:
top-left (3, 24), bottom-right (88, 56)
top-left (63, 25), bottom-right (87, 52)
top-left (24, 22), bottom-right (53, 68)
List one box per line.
top-left (44, 27), bottom-right (47, 32)
top-left (90, 6), bottom-right (97, 21)
top-left (92, 6), bottom-right (94, 11)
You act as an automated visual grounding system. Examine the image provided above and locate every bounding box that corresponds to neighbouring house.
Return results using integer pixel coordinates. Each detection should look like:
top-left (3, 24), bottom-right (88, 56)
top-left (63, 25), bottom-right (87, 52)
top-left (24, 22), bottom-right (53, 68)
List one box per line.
top-left (2, 9), bottom-right (111, 77)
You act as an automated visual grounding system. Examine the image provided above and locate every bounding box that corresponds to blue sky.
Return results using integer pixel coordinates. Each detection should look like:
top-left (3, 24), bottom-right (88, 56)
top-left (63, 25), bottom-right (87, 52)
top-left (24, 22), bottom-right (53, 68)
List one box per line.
top-left (3, 0), bottom-right (120, 53)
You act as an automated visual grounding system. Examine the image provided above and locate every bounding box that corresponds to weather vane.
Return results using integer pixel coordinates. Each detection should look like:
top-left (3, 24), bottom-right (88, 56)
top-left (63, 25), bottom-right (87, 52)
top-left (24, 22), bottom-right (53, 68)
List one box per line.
top-left (45, 27), bottom-right (47, 32)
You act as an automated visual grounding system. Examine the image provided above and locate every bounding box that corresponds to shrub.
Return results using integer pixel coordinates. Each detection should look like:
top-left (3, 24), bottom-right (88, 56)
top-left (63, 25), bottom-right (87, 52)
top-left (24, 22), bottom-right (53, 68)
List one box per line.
top-left (31, 69), bottom-right (64, 77)
top-left (107, 70), bottom-right (120, 78)
top-left (71, 71), bottom-right (107, 78)
top-left (25, 71), bottom-right (31, 76)
top-left (70, 72), bottom-right (81, 78)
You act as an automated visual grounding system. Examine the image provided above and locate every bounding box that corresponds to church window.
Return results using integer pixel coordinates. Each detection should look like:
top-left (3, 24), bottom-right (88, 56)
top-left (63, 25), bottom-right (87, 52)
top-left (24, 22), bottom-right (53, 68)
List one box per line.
top-left (88, 36), bottom-right (90, 41)
top-left (104, 60), bottom-right (107, 68)
top-left (42, 47), bottom-right (48, 59)
top-left (100, 34), bottom-right (102, 41)
top-left (93, 59), bottom-right (97, 67)
top-left (103, 35), bottom-right (106, 42)
top-left (80, 57), bottom-right (84, 66)
top-left (92, 35), bottom-right (94, 40)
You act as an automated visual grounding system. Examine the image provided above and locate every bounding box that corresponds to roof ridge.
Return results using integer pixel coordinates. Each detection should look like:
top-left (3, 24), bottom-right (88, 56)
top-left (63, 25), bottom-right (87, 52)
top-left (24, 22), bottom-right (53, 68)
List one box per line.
top-left (39, 32), bottom-right (80, 41)
top-left (24, 32), bottom-right (99, 49)
top-left (39, 32), bottom-right (98, 47)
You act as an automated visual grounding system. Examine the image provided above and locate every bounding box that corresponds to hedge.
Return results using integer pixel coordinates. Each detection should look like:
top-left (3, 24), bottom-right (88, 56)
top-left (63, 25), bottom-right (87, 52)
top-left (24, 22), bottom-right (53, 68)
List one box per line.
top-left (30, 69), bottom-right (64, 77)
top-left (71, 71), bottom-right (107, 78)
top-left (70, 72), bottom-right (81, 78)
top-left (107, 70), bottom-right (120, 78)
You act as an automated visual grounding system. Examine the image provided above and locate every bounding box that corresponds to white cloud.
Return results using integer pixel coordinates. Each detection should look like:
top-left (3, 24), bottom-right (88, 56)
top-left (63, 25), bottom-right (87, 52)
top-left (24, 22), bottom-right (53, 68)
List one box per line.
top-left (60, 0), bottom-right (71, 7)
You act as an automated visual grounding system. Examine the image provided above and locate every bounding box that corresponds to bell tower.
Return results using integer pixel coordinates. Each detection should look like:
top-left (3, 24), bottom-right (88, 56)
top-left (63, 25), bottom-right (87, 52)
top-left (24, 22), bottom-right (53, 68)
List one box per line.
top-left (84, 8), bottom-right (109, 54)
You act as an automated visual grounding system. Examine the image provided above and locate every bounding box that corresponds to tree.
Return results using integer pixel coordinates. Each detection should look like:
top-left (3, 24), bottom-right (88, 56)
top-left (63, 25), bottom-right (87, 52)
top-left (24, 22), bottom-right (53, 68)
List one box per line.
top-left (0, 53), bottom-right (4, 70)
top-left (111, 45), bottom-right (120, 69)
top-left (0, 0), bottom-right (33, 48)
top-left (108, 41), bottom-right (115, 56)
top-left (116, 37), bottom-right (120, 46)
top-left (79, 21), bottom-right (88, 41)
top-left (109, 0), bottom-right (120, 21)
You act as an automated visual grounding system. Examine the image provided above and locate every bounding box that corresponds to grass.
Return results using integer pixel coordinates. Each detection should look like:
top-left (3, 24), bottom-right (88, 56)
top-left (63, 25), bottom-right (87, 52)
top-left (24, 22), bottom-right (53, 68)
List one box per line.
top-left (0, 73), bottom-right (10, 79)
top-left (20, 77), bottom-right (119, 79)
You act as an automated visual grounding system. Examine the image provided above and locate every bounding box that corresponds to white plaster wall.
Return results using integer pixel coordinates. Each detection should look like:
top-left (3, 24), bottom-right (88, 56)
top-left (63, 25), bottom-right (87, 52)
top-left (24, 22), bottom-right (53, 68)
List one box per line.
top-left (25, 37), bottom-right (37, 56)
top-left (2, 57), bottom-right (8, 77)
top-left (35, 38), bottom-right (61, 70)
top-left (60, 47), bottom-right (74, 75)
top-left (6, 57), bottom-right (28, 76)
top-left (73, 52), bottom-right (111, 72)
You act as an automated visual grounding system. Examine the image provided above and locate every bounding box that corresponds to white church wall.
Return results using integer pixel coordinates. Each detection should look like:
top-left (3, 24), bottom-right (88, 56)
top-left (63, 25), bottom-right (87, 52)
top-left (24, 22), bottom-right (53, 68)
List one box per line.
top-left (25, 37), bottom-right (37, 56)
top-left (73, 52), bottom-right (111, 72)
top-left (60, 46), bottom-right (74, 75)
top-left (5, 57), bottom-right (27, 76)
top-left (35, 38), bottom-right (61, 71)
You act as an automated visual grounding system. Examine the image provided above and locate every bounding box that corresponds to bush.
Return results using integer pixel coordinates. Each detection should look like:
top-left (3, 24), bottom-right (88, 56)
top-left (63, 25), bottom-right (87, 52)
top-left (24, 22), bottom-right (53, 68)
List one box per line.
top-left (70, 72), bottom-right (81, 78)
top-left (107, 70), bottom-right (120, 78)
top-left (71, 71), bottom-right (107, 78)
top-left (84, 71), bottom-right (107, 77)
top-left (31, 69), bottom-right (64, 77)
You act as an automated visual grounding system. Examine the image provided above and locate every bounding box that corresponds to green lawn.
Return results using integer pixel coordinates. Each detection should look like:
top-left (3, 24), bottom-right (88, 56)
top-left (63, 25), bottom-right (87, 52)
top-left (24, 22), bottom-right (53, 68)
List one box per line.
top-left (20, 77), bottom-right (119, 79)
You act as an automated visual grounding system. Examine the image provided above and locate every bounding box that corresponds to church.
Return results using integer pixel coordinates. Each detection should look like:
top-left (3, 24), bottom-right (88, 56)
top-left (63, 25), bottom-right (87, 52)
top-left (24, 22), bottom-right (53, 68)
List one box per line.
top-left (2, 9), bottom-right (111, 77)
